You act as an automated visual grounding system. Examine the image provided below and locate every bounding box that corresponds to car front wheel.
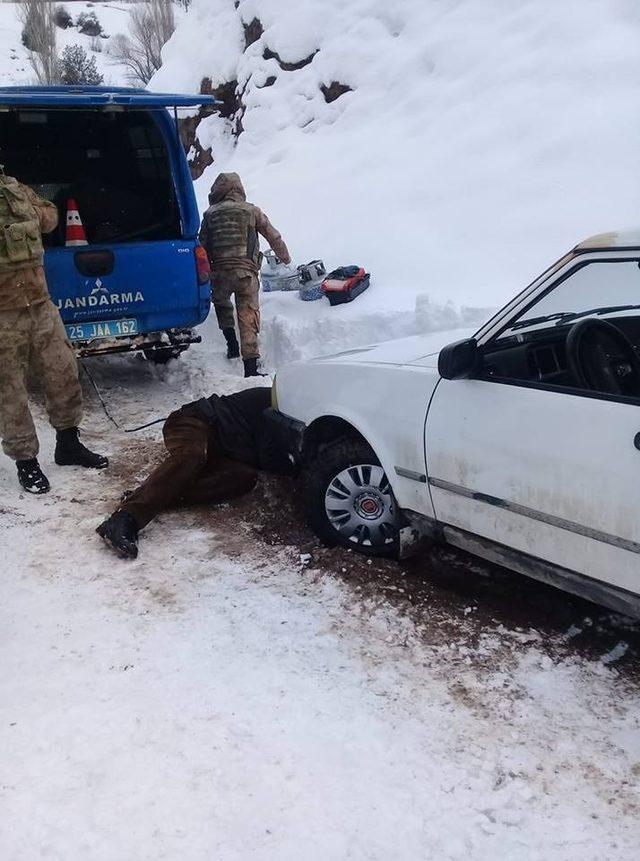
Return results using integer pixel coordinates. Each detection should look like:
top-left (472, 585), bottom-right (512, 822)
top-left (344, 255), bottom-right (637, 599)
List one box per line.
top-left (305, 438), bottom-right (400, 557)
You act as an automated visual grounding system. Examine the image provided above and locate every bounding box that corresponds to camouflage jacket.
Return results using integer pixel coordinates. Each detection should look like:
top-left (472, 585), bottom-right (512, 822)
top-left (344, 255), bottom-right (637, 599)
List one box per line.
top-left (0, 176), bottom-right (58, 311)
top-left (198, 172), bottom-right (290, 274)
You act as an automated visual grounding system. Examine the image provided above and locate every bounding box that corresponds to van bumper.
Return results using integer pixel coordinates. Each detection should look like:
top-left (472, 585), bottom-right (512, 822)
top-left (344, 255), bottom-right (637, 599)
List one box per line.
top-left (72, 327), bottom-right (201, 358)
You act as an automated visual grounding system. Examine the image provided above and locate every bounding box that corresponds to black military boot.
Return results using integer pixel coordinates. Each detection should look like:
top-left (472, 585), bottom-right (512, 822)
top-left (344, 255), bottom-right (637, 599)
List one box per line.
top-left (223, 327), bottom-right (240, 359)
top-left (55, 428), bottom-right (109, 469)
top-left (243, 358), bottom-right (266, 378)
top-left (16, 458), bottom-right (50, 494)
top-left (96, 511), bottom-right (139, 559)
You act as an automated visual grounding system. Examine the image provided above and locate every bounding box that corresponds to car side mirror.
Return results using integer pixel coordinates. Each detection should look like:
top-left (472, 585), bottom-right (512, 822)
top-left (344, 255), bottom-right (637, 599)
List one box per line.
top-left (438, 338), bottom-right (478, 380)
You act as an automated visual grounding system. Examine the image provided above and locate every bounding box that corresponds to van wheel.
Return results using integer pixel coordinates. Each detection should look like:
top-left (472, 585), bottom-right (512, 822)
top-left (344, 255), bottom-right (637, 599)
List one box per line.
top-left (144, 347), bottom-right (182, 364)
top-left (305, 438), bottom-right (400, 558)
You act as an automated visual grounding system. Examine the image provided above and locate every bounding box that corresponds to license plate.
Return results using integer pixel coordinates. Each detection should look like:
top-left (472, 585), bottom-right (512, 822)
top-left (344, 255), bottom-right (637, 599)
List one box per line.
top-left (66, 319), bottom-right (139, 341)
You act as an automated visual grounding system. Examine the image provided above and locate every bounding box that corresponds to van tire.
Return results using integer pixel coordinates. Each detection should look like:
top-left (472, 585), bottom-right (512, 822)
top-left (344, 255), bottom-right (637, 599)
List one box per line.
top-left (144, 347), bottom-right (181, 364)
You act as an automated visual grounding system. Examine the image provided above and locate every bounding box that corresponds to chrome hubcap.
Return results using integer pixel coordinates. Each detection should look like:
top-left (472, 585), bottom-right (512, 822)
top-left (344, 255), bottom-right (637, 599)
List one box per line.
top-left (325, 464), bottom-right (398, 548)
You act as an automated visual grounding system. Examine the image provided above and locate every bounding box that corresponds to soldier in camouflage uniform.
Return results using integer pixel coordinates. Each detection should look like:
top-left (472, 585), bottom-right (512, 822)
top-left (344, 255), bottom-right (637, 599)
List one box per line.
top-left (0, 170), bottom-right (107, 494)
top-left (199, 172), bottom-right (291, 377)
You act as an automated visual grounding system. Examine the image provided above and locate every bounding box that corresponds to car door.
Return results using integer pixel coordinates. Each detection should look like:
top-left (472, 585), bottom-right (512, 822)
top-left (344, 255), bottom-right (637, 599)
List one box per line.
top-left (425, 255), bottom-right (640, 599)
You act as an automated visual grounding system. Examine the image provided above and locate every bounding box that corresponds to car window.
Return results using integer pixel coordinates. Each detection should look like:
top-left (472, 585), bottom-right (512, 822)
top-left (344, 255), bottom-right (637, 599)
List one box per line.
top-left (482, 259), bottom-right (640, 399)
top-left (497, 260), bottom-right (640, 340)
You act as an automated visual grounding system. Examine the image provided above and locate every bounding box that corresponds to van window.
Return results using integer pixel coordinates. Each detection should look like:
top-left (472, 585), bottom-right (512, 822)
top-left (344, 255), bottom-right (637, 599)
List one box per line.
top-left (0, 109), bottom-right (181, 245)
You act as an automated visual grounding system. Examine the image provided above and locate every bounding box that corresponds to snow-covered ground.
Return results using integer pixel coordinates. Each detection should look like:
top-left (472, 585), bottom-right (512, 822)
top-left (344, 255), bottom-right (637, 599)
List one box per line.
top-left (2, 322), bottom-right (640, 860)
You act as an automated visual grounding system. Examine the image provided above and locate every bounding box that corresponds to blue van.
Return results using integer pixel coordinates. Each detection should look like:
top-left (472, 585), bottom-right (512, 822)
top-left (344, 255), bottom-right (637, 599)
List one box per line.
top-left (0, 86), bottom-right (216, 362)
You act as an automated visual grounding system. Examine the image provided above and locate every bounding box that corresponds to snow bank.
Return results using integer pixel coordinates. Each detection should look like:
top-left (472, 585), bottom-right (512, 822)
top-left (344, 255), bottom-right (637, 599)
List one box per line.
top-left (252, 290), bottom-right (492, 368)
top-left (152, 0), bottom-right (640, 366)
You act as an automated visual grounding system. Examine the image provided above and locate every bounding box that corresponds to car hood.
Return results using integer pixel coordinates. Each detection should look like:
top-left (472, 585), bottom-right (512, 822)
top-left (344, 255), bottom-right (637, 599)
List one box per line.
top-left (310, 328), bottom-right (476, 368)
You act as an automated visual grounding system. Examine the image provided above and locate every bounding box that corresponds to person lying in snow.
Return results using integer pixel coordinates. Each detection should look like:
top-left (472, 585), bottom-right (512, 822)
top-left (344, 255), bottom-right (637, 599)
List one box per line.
top-left (96, 385), bottom-right (294, 559)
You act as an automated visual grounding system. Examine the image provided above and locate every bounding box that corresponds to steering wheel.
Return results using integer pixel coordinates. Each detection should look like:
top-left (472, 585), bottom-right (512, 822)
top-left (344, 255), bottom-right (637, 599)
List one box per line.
top-left (566, 318), bottom-right (640, 396)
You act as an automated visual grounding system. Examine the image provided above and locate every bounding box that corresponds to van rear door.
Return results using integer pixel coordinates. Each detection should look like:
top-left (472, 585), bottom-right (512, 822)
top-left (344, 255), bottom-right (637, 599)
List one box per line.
top-left (0, 87), bottom-right (216, 349)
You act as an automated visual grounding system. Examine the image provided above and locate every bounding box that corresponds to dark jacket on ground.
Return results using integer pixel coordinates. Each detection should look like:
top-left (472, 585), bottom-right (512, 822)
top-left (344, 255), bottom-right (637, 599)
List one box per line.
top-left (183, 386), bottom-right (294, 475)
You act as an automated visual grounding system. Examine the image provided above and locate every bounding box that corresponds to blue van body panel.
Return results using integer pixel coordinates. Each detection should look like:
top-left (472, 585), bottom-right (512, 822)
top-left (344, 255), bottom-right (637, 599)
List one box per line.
top-left (0, 86), bottom-right (218, 355)
top-left (0, 86), bottom-right (213, 109)
top-left (45, 240), bottom-right (211, 332)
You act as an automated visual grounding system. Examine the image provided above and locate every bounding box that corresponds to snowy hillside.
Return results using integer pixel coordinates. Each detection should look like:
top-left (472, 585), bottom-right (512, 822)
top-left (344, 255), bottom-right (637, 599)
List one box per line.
top-left (152, 0), bottom-right (640, 366)
top-left (4, 0), bottom-right (640, 365)
top-left (0, 2), bottom-right (157, 87)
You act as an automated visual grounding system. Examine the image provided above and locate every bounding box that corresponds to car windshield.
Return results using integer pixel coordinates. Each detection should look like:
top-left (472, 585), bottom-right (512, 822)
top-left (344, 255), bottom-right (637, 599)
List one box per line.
top-left (508, 303), bottom-right (640, 332)
top-left (498, 261), bottom-right (640, 339)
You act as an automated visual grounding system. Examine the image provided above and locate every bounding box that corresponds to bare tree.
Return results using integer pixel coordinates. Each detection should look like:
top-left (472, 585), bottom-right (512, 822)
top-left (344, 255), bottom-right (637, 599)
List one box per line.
top-left (18, 0), bottom-right (58, 84)
top-left (150, 0), bottom-right (175, 46)
top-left (109, 0), bottom-right (175, 86)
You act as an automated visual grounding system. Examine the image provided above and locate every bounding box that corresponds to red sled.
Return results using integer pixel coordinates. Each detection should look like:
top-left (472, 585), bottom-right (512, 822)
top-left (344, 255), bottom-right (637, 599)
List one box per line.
top-left (321, 266), bottom-right (370, 306)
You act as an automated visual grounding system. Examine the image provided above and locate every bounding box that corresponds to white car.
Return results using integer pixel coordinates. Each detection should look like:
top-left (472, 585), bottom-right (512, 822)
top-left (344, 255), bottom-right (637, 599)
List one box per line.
top-left (270, 232), bottom-right (640, 617)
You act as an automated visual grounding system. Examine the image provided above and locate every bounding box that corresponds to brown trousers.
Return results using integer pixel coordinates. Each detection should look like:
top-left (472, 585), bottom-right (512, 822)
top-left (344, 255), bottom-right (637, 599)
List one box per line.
top-left (212, 268), bottom-right (261, 359)
top-left (120, 410), bottom-right (259, 530)
top-left (0, 299), bottom-right (83, 460)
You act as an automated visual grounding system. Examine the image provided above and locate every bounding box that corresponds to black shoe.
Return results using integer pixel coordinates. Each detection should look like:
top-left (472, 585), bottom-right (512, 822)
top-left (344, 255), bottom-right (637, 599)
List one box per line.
top-left (96, 511), bottom-right (139, 559)
top-left (243, 357), bottom-right (266, 378)
top-left (17, 458), bottom-right (50, 494)
top-left (223, 327), bottom-right (240, 359)
top-left (55, 428), bottom-right (109, 469)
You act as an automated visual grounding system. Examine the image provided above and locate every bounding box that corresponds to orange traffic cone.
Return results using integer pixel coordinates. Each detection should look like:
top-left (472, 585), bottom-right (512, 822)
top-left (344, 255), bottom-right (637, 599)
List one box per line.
top-left (65, 199), bottom-right (88, 247)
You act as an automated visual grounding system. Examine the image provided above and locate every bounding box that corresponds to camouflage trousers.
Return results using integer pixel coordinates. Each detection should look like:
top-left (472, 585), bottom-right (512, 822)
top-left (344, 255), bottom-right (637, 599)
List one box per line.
top-left (212, 269), bottom-right (260, 359)
top-left (0, 300), bottom-right (83, 461)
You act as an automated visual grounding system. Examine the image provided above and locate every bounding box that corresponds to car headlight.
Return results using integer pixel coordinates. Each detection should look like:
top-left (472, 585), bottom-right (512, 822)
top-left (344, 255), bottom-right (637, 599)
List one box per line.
top-left (271, 375), bottom-right (278, 409)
